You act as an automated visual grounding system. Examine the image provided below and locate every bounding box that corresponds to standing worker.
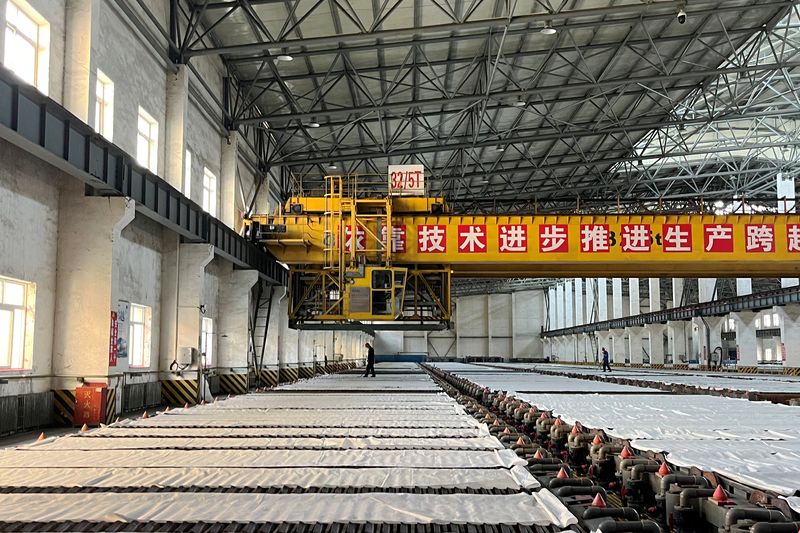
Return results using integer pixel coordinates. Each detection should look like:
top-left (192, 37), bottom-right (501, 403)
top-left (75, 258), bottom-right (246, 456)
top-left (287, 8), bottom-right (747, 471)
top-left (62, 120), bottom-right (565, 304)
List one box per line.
top-left (363, 342), bottom-right (376, 377)
top-left (601, 347), bottom-right (611, 372)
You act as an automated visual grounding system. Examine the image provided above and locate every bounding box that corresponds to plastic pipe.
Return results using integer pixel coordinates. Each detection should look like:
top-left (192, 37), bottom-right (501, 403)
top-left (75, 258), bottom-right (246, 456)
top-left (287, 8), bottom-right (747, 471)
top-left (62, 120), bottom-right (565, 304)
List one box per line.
top-left (659, 474), bottom-right (710, 493)
top-left (724, 507), bottom-right (787, 527)
top-left (595, 519), bottom-right (661, 533)
top-left (631, 463), bottom-right (661, 481)
top-left (678, 487), bottom-right (715, 507)
top-left (751, 522), bottom-right (800, 533)
top-left (553, 485), bottom-right (607, 498)
top-left (548, 477), bottom-right (594, 489)
top-left (583, 507), bottom-right (640, 521)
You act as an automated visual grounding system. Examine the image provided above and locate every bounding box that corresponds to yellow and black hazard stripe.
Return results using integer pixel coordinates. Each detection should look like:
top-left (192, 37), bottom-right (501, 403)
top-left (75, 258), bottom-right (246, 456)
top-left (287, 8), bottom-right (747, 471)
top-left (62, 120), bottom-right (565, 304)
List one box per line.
top-left (784, 367), bottom-right (800, 376)
top-left (105, 388), bottom-right (117, 425)
top-left (737, 366), bottom-right (759, 374)
top-left (316, 364), bottom-right (328, 375)
top-left (161, 379), bottom-right (199, 406)
top-left (256, 369), bottom-right (279, 388)
top-left (630, 363), bottom-right (643, 368)
top-left (219, 373), bottom-right (248, 395)
top-left (650, 363), bottom-right (665, 369)
top-left (672, 364), bottom-right (690, 370)
top-left (298, 366), bottom-right (316, 379)
top-left (279, 367), bottom-right (299, 383)
top-left (53, 389), bottom-right (75, 426)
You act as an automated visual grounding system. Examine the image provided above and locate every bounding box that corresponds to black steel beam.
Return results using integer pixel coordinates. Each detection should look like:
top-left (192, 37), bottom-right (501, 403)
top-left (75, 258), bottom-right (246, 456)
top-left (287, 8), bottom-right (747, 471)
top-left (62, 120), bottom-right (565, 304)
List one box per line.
top-left (542, 287), bottom-right (800, 337)
top-left (0, 66), bottom-right (286, 285)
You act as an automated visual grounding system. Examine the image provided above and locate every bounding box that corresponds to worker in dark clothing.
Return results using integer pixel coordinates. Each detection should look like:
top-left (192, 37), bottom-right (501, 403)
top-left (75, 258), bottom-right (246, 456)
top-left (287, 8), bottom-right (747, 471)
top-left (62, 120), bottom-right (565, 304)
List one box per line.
top-left (601, 347), bottom-right (611, 372)
top-left (363, 342), bottom-right (376, 377)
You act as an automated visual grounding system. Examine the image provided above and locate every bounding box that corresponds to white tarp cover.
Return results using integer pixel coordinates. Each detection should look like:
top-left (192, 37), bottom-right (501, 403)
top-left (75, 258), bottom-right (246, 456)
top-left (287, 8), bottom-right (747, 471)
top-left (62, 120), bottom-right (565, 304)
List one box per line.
top-left (82, 426), bottom-right (491, 438)
top-left (444, 370), bottom-right (648, 393)
top-left (0, 447), bottom-right (526, 469)
top-left (503, 363), bottom-right (800, 393)
top-left (506, 392), bottom-right (800, 496)
top-left (28, 435), bottom-right (505, 451)
top-left (0, 465), bottom-right (539, 490)
top-left (0, 492), bottom-right (577, 527)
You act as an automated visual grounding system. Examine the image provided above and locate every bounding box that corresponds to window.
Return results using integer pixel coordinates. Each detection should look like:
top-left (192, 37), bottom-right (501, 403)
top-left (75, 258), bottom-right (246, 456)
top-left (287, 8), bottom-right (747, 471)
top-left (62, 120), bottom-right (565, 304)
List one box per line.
top-left (763, 313), bottom-right (772, 328)
top-left (755, 318), bottom-right (761, 329)
top-left (3, 1), bottom-right (49, 94)
top-left (0, 276), bottom-right (34, 370)
top-left (183, 149), bottom-right (192, 199)
top-left (202, 167), bottom-right (217, 216)
top-left (773, 313), bottom-right (780, 327)
top-left (129, 303), bottom-right (152, 368)
top-left (94, 70), bottom-right (113, 140)
top-left (764, 347), bottom-right (773, 361)
top-left (136, 107), bottom-right (158, 172)
top-left (201, 317), bottom-right (213, 367)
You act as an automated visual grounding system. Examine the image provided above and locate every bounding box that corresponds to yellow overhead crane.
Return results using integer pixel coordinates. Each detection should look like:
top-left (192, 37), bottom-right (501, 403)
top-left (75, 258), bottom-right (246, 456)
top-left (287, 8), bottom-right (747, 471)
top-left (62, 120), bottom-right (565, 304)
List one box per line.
top-left (246, 175), bottom-right (800, 330)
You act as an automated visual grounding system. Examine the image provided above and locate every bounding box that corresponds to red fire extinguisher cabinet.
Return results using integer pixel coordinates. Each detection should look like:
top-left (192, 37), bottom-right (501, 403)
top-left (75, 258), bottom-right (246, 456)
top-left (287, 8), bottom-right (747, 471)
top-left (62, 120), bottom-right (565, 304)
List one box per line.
top-left (74, 383), bottom-right (107, 427)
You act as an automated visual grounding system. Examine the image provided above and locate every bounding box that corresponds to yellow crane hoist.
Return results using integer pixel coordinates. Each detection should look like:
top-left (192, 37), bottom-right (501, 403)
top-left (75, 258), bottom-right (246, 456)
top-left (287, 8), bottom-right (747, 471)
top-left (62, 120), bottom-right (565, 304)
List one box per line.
top-left (245, 175), bottom-right (800, 330)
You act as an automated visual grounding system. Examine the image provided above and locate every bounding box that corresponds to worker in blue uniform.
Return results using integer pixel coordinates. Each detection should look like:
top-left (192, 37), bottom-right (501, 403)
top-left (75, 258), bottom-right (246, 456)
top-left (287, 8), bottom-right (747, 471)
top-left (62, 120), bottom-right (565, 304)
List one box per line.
top-left (363, 342), bottom-right (376, 377)
top-left (601, 347), bottom-right (611, 372)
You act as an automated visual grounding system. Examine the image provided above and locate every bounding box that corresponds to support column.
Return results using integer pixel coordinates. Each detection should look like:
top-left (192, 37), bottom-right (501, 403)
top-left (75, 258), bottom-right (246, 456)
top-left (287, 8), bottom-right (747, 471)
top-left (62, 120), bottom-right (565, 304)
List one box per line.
top-left (736, 279), bottom-right (752, 296)
top-left (698, 278), bottom-right (716, 303)
top-left (671, 278), bottom-right (684, 307)
top-left (731, 311), bottom-right (758, 370)
top-left (64, 0), bottom-right (99, 121)
top-left (626, 326), bottom-right (644, 366)
top-left (597, 331), bottom-right (611, 360)
top-left (564, 280), bottom-right (574, 328)
top-left (649, 278), bottom-right (661, 312)
top-left (217, 269), bottom-right (259, 374)
top-left (52, 182), bottom-right (135, 390)
top-left (547, 287), bottom-right (556, 330)
top-left (574, 278), bottom-right (584, 326)
top-left (667, 320), bottom-right (689, 366)
top-left (629, 278), bottom-right (640, 316)
top-left (778, 305), bottom-right (800, 371)
top-left (159, 242), bottom-right (215, 376)
top-left (646, 324), bottom-right (666, 367)
top-left (612, 278), bottom-right (623, 319)
top-left (165, 65), bottom-right (190, 189)
top-left (597, 278), bottom-right (608, 321)
top-left (692, 316), bottom-right (724, 369)
top-left (221, 131), bottom-right (239, 230)
top-left (555, 284), bottom-right (565, 329)
top-left (609, 329), bottom-right (625, 365)
top-left (585, 279), bottom-right (596, 323)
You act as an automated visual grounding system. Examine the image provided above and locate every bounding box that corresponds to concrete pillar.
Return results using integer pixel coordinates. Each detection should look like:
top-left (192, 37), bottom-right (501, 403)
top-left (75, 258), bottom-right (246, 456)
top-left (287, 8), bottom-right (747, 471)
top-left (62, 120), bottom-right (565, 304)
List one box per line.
top-left (629, 278), bottom-right (640, 316)
top-left (646, 324), bottom-right (666, 366)
top-left (217, 269), bottom-right (259, 370)
top-left (597, 331), bottom-right (611, 359)
top-left (626, 326), bottom-right (644, 365)
top-left (576, 333), bottom-right (588, 362)
top-left (609, 329), bottom-right (625, 364)
top-left (574, 278), bottom-right (584, 325)
top-left (555, 284), bottom-right (565, 329)
top-left (667, 321), bottom-right (689, 364)
top-left (564, 280), bottom-right (574, 328)
top-left (649, 278), bottom-right (660, 312)
top-left (585, 279), bottom-right (595, 323)
top-left (159, 242), bottom-right (215, 371)
top-left (52, 182), bottom-right (135, 389)
top-left (612, 278), bottom-right (623, 319)
top-left (64, 0), bottom-right (99, 121)
top-left (671, 278), bottom-right (684, 308)
top-left (165, 65), bottom-right (190, 189)
top-left (597, 278), bottom-right (608, 321)
top-left (698, 278), bottom-right (716, 303)
top-left (731, 311), bottom-right (759, 368)
top-left (736, 279), bottom-right (752, 296)
top-left (547, 287), bottom-right (556, 330)
top-left (221, 131), bottom-right (239, 230)
top-left (693, 316), bottom-right (724, 367)
top-left (778, 305), bottom-right (800, 369)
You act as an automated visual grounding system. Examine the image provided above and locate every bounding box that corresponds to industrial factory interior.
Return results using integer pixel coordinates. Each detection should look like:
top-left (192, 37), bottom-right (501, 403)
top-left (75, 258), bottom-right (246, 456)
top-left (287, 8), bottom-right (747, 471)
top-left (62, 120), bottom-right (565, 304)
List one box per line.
top-left (2, 0), bottom-right (800, 532)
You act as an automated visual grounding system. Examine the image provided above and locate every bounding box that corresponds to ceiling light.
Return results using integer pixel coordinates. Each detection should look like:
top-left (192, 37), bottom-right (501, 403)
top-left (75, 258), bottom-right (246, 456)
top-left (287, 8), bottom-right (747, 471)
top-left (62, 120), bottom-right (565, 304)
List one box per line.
top-left (307, 122), bottom-right (320, 128)
top-left (495, 146), bottom-right (505, 152)
top-left (540, 22), bottom-right (557, 35)
top-left (513, 98), bottom-right (527, 107)
top-left (327, 164), bottom-right (337, 170)
top-left (714, 200), bottom-right (725, 208)
top-left (276, 54), bottom-right (293, 62)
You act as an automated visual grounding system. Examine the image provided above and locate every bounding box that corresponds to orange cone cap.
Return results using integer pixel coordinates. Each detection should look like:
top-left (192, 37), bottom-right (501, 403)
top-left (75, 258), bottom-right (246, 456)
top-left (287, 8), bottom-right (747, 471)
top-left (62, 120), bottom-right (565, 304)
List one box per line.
top-left (591, 493), bottom-right (607, 508)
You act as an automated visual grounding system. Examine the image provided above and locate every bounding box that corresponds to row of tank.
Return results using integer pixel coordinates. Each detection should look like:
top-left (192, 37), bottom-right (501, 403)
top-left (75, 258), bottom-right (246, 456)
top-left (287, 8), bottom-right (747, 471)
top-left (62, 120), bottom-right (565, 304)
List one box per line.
top-left (423, 364), bottom-right (800, 533)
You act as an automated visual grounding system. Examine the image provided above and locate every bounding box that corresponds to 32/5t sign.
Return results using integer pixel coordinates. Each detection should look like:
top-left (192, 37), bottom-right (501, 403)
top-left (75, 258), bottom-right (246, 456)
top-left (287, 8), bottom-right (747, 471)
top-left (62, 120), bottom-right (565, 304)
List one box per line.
top-left (389, 165), bottom-right (425, 195)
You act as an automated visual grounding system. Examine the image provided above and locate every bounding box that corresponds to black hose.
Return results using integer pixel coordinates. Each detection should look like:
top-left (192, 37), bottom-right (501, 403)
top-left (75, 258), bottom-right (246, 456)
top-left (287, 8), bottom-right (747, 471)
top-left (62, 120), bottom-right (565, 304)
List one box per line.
top-left (659, 474), bottom-right (710, 493)
top-left (725, 507), bottom-right (787, 527)
top-left (751, 522), bottom-right (800, 533)
top-left (678, 487), bottom-right (715, 507)
top-left (596, 519), bottom-right (661, 532)
top-left (548, 477), bottom-right (594, 489)
top-left (583, 507), bottom-right (640, 521)
top-left (552, 485), bottom-right (606, 498)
